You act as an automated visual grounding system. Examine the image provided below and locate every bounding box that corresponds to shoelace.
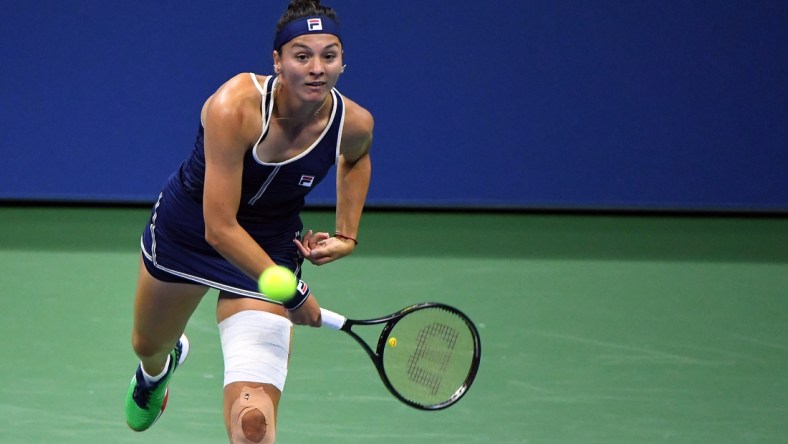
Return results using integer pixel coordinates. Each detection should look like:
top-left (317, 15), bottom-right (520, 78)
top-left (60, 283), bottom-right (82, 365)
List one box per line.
top-left (132, 343), bottom-right (180, 408)
top-left (173, 347), bottom-right (182, 369)
top-left (132, 373), bottom-right (157, 408)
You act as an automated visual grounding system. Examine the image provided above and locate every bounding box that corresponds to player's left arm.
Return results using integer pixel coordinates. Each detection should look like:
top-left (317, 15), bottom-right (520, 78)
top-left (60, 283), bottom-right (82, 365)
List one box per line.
top-left (295, 99), bottom-right (373, 264)
top-left (336, 99), bottom-right (373, 243)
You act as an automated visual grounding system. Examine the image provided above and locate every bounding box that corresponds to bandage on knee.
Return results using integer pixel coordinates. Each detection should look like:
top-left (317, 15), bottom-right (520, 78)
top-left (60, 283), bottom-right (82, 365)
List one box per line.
top-left (230, 387), bottom-right (275, 444)
top-left (219, 310), bottom-right (293, 391)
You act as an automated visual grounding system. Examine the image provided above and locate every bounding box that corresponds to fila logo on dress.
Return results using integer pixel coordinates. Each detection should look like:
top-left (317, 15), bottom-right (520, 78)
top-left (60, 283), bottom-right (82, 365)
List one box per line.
top-left (299, 175), bottom-right (315, 187)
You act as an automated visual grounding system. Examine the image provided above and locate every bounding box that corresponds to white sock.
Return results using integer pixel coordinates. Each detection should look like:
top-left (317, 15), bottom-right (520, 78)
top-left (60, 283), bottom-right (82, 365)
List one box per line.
top-left (141, 355), bottom-right (171, 384)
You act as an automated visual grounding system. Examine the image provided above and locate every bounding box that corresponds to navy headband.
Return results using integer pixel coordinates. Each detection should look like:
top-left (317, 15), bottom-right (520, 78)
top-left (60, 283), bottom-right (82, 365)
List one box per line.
top-left (274, 16), bottom-right (342, 51)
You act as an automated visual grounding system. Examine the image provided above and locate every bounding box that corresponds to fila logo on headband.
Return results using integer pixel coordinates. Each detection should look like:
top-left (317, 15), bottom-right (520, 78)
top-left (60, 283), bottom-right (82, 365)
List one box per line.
top-left (307, 18), bottom-right (323, 31)
top-left (274, 16), bottom-right (341, 50)
top-left (299, 175), bottom-right (315, 187)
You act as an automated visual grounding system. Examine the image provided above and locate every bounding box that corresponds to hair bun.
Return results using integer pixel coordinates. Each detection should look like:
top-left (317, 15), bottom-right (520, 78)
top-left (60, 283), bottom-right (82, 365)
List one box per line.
top-left (290, 0), bottom-right (321, 7)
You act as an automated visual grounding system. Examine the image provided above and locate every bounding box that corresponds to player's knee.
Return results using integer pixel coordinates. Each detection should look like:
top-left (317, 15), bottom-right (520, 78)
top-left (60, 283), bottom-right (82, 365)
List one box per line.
top-left (131, 333), bottom-right (161, 359)
top-left (229, 387), bottom-right (276, 444)
top-left (239, 408), bottom-right (267, 442)
top-left (131, 332), bottom-right (175, 360)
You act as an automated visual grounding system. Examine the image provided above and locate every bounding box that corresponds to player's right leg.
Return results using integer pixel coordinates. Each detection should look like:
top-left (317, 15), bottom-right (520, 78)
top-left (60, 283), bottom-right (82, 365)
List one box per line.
top-left (125, 258), bottom-right (209, 431)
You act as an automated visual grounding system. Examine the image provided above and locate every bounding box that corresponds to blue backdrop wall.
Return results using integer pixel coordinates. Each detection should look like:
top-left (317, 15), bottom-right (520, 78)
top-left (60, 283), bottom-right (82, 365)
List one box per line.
top-left (1, 1), bottom-right (786, 211)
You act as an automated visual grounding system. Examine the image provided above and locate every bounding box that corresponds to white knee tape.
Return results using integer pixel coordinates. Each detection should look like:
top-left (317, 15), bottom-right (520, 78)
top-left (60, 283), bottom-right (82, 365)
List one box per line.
top-left (219, 310), bottom-right (293, 391)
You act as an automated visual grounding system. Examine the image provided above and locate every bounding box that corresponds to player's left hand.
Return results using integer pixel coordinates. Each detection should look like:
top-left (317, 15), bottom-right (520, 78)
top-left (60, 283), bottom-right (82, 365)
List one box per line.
top-left (295, 229), bottom-right (355, 265)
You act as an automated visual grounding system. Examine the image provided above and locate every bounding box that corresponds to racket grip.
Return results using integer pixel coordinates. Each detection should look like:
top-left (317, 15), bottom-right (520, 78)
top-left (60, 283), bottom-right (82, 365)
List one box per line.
top-left (320, 308), bottom-right (346, 330)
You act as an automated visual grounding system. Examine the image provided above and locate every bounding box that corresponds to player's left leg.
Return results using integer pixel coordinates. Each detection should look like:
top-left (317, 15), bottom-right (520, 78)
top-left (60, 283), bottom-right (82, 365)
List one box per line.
top-left (126, 258), bottom-right (208, 431)
top-left (224, 382), bottom-right (281, 444)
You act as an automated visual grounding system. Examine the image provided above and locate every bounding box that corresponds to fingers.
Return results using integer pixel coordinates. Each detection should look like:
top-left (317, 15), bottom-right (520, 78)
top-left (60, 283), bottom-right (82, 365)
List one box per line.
top-left (295, 230), bottom-right (330, 253)
top-left (304, 242), bottom-right (349, 265)
top-left (295, 231), bottom-right (346, 266)
top-left (312, 232), bottom-right (331, 246)
top-left (301, 230), bottom-right (330, 249)
top-left (293, 238), bottom-right (309, 257)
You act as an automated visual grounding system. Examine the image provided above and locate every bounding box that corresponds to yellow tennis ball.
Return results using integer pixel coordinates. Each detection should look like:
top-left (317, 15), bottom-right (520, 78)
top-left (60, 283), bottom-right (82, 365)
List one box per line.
top-left (258, 266), bottom-right (297, 302)
top-left (388, 337), bottom-right (397, 347)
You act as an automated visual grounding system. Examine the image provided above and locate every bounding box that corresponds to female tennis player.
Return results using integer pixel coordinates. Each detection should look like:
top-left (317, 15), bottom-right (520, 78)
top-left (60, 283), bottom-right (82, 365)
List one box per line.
top-left (124, 1), bottom-right (373, 442)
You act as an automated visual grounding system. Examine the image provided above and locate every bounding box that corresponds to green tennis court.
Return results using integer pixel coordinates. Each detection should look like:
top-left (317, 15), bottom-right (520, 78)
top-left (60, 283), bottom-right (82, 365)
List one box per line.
top-left (1, 207), bottom-right (786, 443)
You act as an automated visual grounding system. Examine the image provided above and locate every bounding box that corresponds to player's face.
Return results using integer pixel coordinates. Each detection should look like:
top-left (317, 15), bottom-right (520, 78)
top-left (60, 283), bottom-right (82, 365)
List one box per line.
top-left (276, 34), bottom-right (343, 103)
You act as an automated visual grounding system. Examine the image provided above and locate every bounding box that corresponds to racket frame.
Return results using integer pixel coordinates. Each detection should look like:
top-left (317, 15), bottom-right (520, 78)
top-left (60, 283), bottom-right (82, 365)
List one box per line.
top-left (328, 302), bottom-right (481, 410)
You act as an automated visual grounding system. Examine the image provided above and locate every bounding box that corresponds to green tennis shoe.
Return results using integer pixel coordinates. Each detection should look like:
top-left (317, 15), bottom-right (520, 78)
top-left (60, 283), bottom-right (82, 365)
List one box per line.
top-left (125, 334), bottom-right (190, 431)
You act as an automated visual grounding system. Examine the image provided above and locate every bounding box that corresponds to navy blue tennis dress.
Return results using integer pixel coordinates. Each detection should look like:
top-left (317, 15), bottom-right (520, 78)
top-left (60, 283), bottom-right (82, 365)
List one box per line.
top-left (141, 73), bottom-right (345, 299)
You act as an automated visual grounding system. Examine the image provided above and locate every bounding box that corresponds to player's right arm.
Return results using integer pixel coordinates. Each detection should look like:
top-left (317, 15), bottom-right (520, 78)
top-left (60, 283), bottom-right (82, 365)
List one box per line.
top-left (201, 75), bottom-right (278, 282)
top-left (201, 74), bottom-right (321, 327)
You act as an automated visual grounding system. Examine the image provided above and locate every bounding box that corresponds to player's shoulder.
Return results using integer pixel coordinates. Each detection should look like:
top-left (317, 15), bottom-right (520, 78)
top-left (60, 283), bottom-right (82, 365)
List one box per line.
top-left (339, 94), bottom-right (374, 139)
top-left (210, 73), bottom-right (264, 107)
top-left (202, 73), bottom-right (264, 127)
top-left (338, 94), bottom-right (374, 159)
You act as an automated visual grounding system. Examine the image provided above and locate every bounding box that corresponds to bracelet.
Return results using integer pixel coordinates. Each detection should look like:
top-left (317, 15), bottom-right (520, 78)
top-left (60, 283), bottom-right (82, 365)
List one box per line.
top-left (334, 232), bottom-right (358, 246)
top-left (284, 279), bottom-right (311, 311)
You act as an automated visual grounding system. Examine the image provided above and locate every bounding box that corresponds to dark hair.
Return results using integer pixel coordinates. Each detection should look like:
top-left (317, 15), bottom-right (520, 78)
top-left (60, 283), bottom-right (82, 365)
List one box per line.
top-left (275, 0), bottom-right (339, 35)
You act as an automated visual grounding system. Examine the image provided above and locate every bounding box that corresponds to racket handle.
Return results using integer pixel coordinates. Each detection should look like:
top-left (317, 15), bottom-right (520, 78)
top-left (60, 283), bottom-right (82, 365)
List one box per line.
top-left (320, 308), bottom-right (346, 330)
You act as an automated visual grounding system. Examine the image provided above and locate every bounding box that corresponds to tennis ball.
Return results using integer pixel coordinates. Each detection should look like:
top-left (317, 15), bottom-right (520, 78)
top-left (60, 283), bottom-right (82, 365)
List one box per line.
top-left (388, 337), bottom-right (397, 347)
top-left (258, 266), bottom-right (297, 302)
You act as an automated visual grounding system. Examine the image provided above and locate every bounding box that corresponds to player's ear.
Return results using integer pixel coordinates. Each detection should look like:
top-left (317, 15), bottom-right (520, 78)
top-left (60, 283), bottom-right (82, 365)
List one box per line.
top-left (272, 50), bottom-right (281, 73)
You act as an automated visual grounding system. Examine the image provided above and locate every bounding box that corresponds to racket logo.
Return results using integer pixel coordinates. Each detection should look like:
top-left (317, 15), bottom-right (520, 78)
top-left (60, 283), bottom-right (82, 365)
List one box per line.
top-left (406, 322), bottom-right (459, 395)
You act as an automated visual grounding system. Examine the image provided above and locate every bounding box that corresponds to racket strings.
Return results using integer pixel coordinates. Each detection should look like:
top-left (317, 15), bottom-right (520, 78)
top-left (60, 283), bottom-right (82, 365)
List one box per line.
top-left (382, 306), bottom-right (480, 409)
top-left (405, 322), bottom-right (459, 394)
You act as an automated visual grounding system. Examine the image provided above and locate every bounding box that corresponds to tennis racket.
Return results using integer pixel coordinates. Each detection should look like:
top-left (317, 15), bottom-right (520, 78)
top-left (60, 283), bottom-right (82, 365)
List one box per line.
top-left (320, 302), bottom-right (481, 410)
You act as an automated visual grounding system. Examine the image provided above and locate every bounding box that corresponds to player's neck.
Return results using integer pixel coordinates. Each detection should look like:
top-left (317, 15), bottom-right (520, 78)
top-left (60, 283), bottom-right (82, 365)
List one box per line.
top-left (273, 88), bottom-right (329, 123)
